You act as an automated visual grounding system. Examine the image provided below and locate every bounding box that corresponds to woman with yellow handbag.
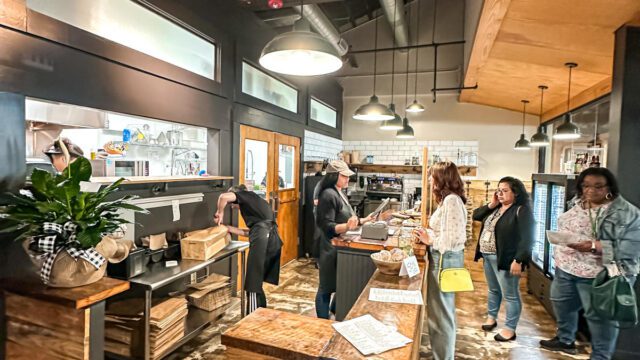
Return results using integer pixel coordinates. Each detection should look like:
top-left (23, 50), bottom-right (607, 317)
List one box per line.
top-left (415, 161), bottom-right (469, 360)
top-left (472, 177), bottom-right (534, 342)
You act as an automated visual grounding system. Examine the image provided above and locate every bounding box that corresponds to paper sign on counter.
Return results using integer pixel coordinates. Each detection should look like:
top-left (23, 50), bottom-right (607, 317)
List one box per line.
top-left (546, 230), bottom-right (577, 246)
top-left (172, 200), bottom-right (181, 221)
top-left (399, 255), bottom-right (420, 278)
top-left (368, 288), bottom-right (424, 305)
top-left (331, 314), bottom-right (412, 356)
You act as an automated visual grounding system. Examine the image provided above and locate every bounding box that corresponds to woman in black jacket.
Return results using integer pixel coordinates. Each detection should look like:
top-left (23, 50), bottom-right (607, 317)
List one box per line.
top-left (473, 176), bottom-right (534, 342)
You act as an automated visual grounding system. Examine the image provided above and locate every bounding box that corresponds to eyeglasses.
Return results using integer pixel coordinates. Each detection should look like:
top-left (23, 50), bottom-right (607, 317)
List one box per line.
top-left (496, 189), bottom-right (511, 194)
top-left (582, 184), bottom-right (608, 191)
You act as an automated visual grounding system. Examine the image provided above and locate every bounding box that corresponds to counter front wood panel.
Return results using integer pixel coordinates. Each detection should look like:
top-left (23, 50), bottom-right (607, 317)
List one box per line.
top-left (321, 263), bottom-right (427, 360)
top-left (222, 307), bottom-right (335, 360)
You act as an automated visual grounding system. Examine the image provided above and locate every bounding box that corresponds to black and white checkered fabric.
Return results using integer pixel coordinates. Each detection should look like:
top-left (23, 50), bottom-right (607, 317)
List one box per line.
top-left (32, 222), bottom-right (106, 284)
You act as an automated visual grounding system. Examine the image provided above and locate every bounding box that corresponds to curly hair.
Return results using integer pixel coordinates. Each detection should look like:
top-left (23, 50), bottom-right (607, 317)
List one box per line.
top-left (430, 161), bottom-right (467, 204)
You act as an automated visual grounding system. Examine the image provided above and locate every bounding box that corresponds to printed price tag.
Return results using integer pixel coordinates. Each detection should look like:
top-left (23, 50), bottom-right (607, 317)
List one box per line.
top-left (172, 200), bottom-right (181, 221)
top-left (399, 256), bottom-right (420, 278)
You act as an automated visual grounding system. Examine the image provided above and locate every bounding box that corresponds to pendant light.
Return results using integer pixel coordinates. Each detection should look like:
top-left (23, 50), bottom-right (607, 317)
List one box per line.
top-left (406, 0), bottom-right (425, 113)
top-left (353, 16), bottom-right (394, 121)
top-left (530, 85), bottom-right (550, 147)
top-left (397, 43), bottom-right (415, 138)
top-left (259, 0), bottom-right (342, 76)
top-left (514, 100), bottom-right (531, 151)
top-left (379, 0), bottom-right (403, 131)
top-left (553, 62), bottom-right (581, 140)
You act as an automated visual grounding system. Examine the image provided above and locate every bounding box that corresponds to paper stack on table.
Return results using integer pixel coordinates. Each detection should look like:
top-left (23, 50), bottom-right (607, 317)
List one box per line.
top-left (368, 288), bottom-right (424, 305)
top-left (332, 314), bottom-right (413, 356)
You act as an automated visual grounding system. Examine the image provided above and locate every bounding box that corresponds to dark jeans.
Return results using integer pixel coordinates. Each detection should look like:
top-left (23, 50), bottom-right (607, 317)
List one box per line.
top-left (315, 291), bottom-right (336, 319)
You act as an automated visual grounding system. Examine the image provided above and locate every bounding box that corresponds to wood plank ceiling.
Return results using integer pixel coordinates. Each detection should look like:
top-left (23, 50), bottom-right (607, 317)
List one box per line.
top-left (461, 0), bottom-right (640, 121)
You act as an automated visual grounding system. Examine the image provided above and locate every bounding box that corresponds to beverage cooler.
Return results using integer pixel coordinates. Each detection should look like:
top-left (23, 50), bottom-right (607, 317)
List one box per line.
top-left (527, 174), bottom-right (577, 316)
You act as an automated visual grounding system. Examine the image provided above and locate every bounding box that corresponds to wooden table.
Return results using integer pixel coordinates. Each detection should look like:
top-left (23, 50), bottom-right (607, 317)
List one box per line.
top-left (221, 262), bottom-right (427, 359)
top-left (0, 277), bottom-right (130, 360)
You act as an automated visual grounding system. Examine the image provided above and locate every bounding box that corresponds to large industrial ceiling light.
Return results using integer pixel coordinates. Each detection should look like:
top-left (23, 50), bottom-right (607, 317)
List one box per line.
top-left (530, 85), bottom-right (550, 147)
top-left (259, 1), bottom-right (342, 76)
top-left (514, 100), bottom-right (531, 151)
top-left (553, 62), bottom-right (581, 140)
top-left (353, 16), bottom-right (394, 121)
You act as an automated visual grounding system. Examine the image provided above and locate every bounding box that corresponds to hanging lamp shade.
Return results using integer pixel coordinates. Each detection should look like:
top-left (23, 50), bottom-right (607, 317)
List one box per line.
top-left (353, 95), bottom-right (394, 121)
top-left (530, 131), bottom-right (550, 147)
top-left (406, 100), bottom-right (425, 113)
top-left (396, 117), bottom-right (415, 138)
top-left (259, 18), bottom-right (342, 76)
top-left (553, 62), bottom-right (581, 140)
top-left (514, 134), bottom-right (531, 151)
top-left (554, 113), bottom-right (581, 140)
top-left (379, 104), bottom-right (403, 130)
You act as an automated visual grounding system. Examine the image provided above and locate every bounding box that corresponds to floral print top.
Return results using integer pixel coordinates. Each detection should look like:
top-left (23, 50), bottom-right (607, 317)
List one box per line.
top-left (429, 194), bottom-right (467, 253)
top-left (479, 209), bottom-right (503, 254)
top-left (555, 201), bottom-right (610, 278)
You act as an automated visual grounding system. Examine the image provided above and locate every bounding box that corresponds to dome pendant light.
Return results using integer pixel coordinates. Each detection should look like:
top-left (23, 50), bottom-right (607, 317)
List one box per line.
top-left (406, 0), bottom-right (425, 113)
top-left (380, 0), bottom-right (403, 131)
top-left (514, 100), bottom-right (531, 151)
top-left (397, 38), bottom-right (415, 138)
top-left (259, 0), bottom-right (342, 76)
top-left (554, 62), bottom-right (581, 140)
top-left (530, 85), bottom-right (550, 147)
top-left (353, 16), bottom-right (394, 121)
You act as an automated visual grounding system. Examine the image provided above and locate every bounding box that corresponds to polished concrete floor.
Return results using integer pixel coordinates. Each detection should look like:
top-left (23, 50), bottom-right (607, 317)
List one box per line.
top-left (170, 250), bottom-right (592, 359)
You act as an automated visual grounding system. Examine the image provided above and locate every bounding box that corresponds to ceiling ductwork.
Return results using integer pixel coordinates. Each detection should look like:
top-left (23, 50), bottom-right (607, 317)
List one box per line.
top-left (293, 5), bottom-right (349, 56)
top-left (379, 0), bottom-right (409, 51)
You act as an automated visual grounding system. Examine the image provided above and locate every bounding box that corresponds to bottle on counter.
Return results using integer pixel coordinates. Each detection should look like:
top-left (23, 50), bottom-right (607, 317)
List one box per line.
top-left (122, 128), bottom-right (131, 143)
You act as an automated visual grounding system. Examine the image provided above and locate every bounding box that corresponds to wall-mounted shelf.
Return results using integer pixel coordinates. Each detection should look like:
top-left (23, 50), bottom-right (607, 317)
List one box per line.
top-left (303, 161), bottom-right (477, 176)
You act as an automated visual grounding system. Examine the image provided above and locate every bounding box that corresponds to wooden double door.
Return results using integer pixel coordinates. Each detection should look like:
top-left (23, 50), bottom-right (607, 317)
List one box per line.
top-left (239, 125), bottom-right (300, 265)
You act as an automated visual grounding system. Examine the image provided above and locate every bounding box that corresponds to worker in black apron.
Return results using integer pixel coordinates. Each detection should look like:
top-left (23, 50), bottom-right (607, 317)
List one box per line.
top-left (214, 184), bottom-right (281, 314)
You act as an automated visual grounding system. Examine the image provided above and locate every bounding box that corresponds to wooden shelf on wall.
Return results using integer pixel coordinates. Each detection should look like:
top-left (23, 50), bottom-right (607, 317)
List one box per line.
top-left (303, 161), bottom-right (477, 177)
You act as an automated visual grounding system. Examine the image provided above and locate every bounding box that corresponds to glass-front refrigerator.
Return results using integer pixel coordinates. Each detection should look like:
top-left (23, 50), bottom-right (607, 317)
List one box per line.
top-left (528, 174), bottom-right (576, 316)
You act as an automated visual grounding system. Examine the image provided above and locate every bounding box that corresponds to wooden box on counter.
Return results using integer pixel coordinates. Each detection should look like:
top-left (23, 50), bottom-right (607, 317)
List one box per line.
top-left (180, 225), bottom-right (229, 261)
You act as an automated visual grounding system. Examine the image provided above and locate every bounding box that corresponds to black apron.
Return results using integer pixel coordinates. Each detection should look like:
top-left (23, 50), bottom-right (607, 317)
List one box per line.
top-left (245, 220), bottom-right (282, 294)
top-left (317, 188), bottom-right (354, 293)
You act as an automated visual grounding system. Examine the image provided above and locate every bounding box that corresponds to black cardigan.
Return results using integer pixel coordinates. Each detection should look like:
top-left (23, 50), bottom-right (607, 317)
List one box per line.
top-left (473, 204), bottom-right (535, 271)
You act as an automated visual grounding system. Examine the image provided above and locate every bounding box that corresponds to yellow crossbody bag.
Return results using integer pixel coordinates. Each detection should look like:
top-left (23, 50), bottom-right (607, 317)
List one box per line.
top-left (438, 252), bottom-right (474, 293)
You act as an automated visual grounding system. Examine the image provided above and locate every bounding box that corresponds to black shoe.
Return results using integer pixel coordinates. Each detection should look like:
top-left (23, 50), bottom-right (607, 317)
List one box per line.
top-left (481, 321), bottom-right (498, 331)
top-left (494, 332), bottom-right (516, 342)
top-left (539, 336), bottom-right (577, 355)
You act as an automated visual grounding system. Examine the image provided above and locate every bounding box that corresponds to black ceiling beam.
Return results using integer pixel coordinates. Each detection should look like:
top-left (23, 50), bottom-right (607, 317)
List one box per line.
top-left (346, 40), bottom-right (465, 55)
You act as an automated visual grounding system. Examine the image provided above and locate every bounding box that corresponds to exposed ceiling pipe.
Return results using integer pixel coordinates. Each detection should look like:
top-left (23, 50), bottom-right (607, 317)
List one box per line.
top-left (293, 5), bottom-right (349, 56)
top-left (379, 0), bottom-right (409, 51)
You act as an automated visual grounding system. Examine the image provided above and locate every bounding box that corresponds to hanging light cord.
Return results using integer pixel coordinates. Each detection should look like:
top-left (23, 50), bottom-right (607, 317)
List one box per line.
top-left (390, 0), bottom-right (397, 105)
top-left (413, 0), bottom-right (421, 100)
top-left (566, 65), bottom-right (573, 112)
top-left (522, 101), bottom-right (527, 133)
top-left (539, 86), bottom-right (545, 125)
top-left (372, 16), bottom-right (379, 95)
top-left (594, 104), bottom-right (599, 145)
top-left (404, 30), bottom-right (411, 117)
top-left (431, 0), bottom-right (438, 102)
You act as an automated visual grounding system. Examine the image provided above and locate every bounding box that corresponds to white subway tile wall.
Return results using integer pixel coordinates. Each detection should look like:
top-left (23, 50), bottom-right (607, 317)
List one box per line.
top-left (304, 130), bottom-right (343, 161)
top-left (343, 140), bottom-right (480, 194)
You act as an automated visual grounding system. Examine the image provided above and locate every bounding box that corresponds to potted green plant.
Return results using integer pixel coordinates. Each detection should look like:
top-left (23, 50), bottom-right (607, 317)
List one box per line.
top-left (0, 154), bottom-right (148, 287)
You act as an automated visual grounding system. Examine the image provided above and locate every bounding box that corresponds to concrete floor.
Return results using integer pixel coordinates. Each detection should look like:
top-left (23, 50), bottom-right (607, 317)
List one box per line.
top-left (170, 249), bottom-right (592, 359)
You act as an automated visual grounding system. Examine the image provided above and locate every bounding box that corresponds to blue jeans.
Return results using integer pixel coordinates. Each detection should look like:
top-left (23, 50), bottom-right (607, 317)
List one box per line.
top-left (551, 267), bottom-right (635, 360)
top-left (315, 291), bottom-right (336, 319)
top-left (427, 249), bottom-right (464, 360)
top-left (482, 253), bottom-right (522, 331)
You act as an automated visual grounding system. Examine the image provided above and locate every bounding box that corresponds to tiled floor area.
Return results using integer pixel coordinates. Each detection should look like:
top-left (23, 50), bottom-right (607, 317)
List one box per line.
top-left (171, 248), bottom-right (592, 359)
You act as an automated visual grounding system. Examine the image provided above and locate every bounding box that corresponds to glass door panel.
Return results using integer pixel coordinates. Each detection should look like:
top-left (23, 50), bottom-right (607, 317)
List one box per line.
top-left (532, 182), bottom-right (548, 269)
top-left (244, 139), bottom-right (269, 199)
top-left (278, 144), bottom-right (295, 189)
top-left (548, 184), bottom-right (567, 276)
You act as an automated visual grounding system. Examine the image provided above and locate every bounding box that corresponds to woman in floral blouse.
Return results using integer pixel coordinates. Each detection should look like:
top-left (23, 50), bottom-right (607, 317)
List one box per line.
top-left (416, 161), bottom-right (468, 360)
top-left (540, 168), bottom-right (640, 360)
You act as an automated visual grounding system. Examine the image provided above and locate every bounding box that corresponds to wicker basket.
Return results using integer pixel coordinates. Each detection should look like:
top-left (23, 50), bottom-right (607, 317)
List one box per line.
top-left (187, 284), bottom-right (231, 312)
top-left (370, 255), bottom-right (403, 275)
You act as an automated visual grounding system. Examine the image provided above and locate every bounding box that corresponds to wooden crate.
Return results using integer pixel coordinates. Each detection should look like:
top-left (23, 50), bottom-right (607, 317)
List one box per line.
top-left (180, 225), bottom-right (229, 260)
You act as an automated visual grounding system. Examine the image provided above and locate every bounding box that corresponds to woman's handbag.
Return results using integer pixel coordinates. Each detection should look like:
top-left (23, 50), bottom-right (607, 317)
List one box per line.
top-left (591, 265), bottom-right (638, 324)
top-left (438, 252), bottom-right (474, 293)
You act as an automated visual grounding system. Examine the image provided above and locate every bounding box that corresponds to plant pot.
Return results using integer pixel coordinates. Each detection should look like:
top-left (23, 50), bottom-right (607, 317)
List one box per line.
top-left (23, 236), bottom-right (133, 288)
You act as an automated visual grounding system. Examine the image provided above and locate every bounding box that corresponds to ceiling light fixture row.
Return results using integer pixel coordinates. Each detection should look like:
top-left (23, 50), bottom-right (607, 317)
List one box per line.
top-left (379, 0), bottom-right (403, 131)
top-left (553, 62), bottom-right (581, 140)
top-left (514, 100), bottom-right (531, 151)
top-left (406, 0), bottom-right (425, 114)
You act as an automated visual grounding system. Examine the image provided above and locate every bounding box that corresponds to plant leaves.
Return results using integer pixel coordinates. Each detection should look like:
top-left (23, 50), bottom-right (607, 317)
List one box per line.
top-left (62, 157), bottom-right (92, 183)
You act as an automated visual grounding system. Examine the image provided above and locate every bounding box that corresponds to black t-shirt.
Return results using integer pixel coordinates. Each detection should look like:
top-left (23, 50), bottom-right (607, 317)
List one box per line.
top-left (233, 190), bottom-right (274, 227)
